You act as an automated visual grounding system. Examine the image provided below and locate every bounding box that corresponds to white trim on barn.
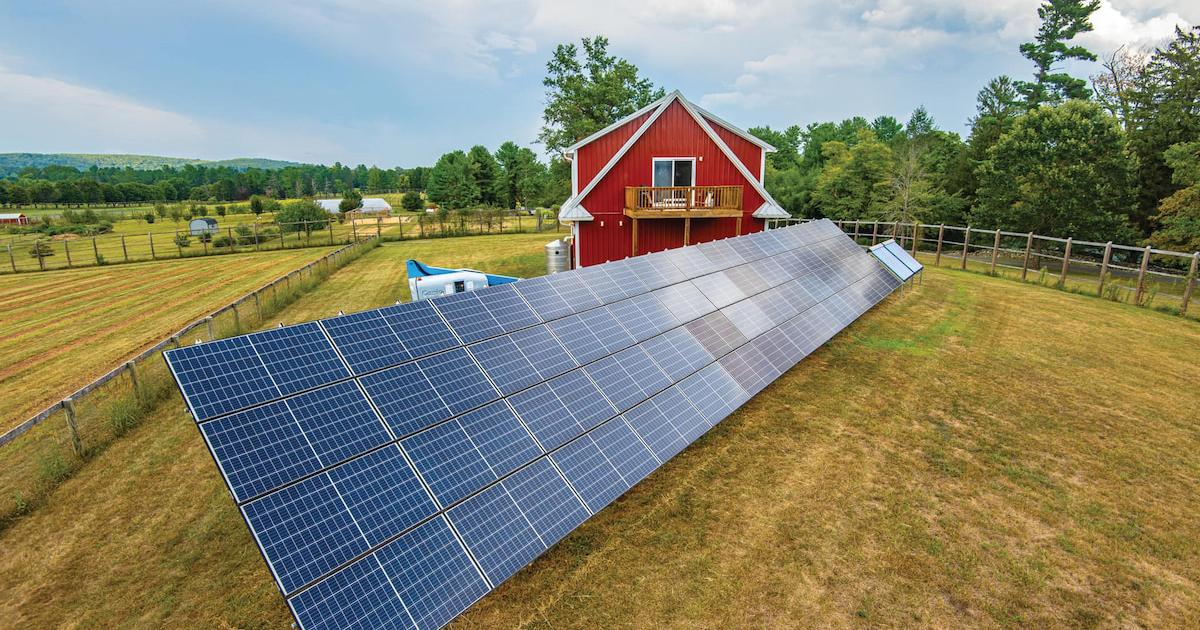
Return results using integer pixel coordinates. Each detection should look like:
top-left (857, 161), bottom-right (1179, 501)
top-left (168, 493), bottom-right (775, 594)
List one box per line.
top-left (558, 91), bottom-right (788, 222)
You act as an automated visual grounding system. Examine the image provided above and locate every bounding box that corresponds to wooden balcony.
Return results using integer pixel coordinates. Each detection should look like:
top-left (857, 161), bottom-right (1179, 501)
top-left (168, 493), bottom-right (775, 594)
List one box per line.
top-left (624, 185), bottom-right (743, 219)
top-left (623, 185), bottom-right (745, 255)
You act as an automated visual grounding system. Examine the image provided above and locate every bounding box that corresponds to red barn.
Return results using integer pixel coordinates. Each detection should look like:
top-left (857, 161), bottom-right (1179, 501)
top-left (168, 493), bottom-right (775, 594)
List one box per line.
top-left (559, 90), bottom-right (789, 267)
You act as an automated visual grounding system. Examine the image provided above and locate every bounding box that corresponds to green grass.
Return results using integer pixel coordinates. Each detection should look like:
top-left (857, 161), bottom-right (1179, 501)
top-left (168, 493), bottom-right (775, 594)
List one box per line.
top-left (1, 240), bottom-right (1198, 628)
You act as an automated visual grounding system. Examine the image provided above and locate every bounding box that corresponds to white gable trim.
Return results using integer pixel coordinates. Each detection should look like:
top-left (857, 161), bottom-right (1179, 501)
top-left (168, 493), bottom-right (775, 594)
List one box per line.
top-left (558, 91), bottom-right (678, 221)
top-left (752, 201), bottom-right (790, 219)
top-left (562, 93), bottom-right (672, 156)
top-left (559, 202), bottom-right (594, 221)
top-left (674, 95), bottom-right (788, 218)
top-left (687, 101), bottom-right (777, 153)
top-left (559, 90), bottom-right (789, 223)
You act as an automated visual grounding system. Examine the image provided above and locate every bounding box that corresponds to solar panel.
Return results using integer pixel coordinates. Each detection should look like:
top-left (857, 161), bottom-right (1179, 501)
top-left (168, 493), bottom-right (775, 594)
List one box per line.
top-left (871, 239), bottom-right (924, 280)
top-left (164, 218), bottom-right (909, 629)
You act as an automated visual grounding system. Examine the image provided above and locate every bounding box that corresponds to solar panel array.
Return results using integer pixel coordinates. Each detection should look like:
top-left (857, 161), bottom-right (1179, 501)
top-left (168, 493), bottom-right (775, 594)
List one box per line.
top-left (869, 239), bottom-right (923, 281)
top-left (164, 219), bottom-right (905, 630)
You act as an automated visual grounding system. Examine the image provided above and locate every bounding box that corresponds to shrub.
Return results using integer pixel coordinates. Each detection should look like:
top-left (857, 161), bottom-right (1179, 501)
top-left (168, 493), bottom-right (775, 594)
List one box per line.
top-left (144, 213), bottom-right (156, 224)
top-left (401, 191), bottom-right (424, 211)
top-left (215, 205), bottom-right (227, 217)
top-left (213, 235), bottom-right (233, 248)
top-left (174, 234), bottom-right (191, 248)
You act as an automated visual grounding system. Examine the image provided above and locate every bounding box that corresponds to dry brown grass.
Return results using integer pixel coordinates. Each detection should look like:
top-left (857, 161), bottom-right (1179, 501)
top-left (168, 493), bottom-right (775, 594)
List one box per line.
top-left (1, 240), bottom-right (1198, 629)
top-left (0, 247), bottom-right (337, 431)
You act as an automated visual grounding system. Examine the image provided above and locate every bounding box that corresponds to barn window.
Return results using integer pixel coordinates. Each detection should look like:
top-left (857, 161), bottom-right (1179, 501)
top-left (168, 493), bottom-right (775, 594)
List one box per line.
top-left (652, 158), bottom-right (695, 187)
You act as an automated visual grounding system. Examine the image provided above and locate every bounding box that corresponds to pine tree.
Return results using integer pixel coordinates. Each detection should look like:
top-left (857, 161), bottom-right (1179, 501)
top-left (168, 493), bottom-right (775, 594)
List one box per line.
top-left (1016, 0), bottom-right (1101, 107)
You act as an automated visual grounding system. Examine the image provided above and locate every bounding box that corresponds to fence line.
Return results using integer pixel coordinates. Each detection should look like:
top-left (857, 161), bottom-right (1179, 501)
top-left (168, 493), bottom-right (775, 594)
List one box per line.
top-left (768, 218), bottom-right (1199, 319)
top-left (3, 210), bottom-right (563, 274)
top-left (0, 237), bottom-right (378, 449)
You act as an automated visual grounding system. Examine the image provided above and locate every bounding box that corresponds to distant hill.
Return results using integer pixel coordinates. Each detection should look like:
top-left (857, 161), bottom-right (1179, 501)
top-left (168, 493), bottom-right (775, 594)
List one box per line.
top-left (0, 153), bottom-right (303, 175)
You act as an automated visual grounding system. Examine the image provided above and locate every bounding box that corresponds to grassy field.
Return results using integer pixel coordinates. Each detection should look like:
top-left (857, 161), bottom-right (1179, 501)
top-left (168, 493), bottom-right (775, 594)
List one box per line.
top-left (0, 246), bottom-right (336, 431)
top-left (1, 238), bottom-right (1198, 628)
top-left (3, 207), bottom-right (562, 272)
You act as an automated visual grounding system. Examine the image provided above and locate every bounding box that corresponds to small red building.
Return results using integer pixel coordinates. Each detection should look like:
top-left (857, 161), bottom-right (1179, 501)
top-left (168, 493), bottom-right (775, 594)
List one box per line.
top-left (559, 91), bottom-right (789, 267)
top-left (0, 213), bottom-right (29, 226)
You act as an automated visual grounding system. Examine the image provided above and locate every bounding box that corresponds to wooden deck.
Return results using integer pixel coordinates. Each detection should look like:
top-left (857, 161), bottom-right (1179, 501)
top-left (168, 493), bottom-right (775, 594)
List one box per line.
top-left (624, 185), bottom-right (744, 254)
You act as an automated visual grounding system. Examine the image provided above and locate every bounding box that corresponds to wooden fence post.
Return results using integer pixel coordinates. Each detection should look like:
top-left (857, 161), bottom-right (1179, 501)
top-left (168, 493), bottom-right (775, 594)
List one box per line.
top-left (990, 229), bottom-right (1001, 275)
top-left (398, 216), bottom-right (404, 240)
top-left (961, 226), bottom-right (971, 270)
top-left (176, 231), bottom-right (183, 257)
top-left (934, 225), bottom-right (945, 266)
top-left (227, 227), bottom-right (235, 252)
top-left (1021, 232), bottom-right (1033, 281)
top-left (121, 235), bottom-right (129, 262)
top-left (871, 221), bottom-right (879, 246)
top-left (206, 316), bottom-right (216, 341)
top-left (149, 232), bottom-right (156, 259)
top-left (126, 361), bottom-right (142, 402)
top-left (63, 398), bottom-right (83, 457)
top-left (1134, 245), bottom-right (1151, 305)
top-left (376, 217), bottom-right (382, 239)
top-left (7, 244), bottom-right (15, 272)
top-left (254, 290), bottom-right (263, 323)
top-left (350, 219), bottom-right (357, 241)
top-left (64, 239), bottom-right (73, 267)
top-left (328, 222), bottom-right (334, 245)
top-left (93, 236), bottom-right (100, 262)
top-left (912, 222), bottom-right (920, 256)
top-left (1058, 238), bottom-right (1073, 289)
top-left (1181, 252), bottom-right (1198, 317)
top-left (853, 220), bottom-right (860, 243)
top-left (232, 303), bottom-right (241, 333)
top-left (1098, 242), bottom-right (1113, 296)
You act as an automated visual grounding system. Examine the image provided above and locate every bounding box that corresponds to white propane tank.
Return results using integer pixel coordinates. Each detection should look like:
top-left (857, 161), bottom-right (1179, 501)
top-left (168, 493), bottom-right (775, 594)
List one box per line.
top-left (545, 238), bottom-right (571, 274)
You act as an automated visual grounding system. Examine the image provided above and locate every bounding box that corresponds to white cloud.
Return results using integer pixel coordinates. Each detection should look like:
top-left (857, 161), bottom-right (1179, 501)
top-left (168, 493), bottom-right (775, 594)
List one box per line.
top-left (0, 64), bottom-right (352, 162)
top-left (0, 65), bottom-right (206, 153)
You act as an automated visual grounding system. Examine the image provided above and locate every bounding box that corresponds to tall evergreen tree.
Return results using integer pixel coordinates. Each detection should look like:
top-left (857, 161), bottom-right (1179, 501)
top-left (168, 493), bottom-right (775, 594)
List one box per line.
top-left (1016, 0), bottom-right (1101, 107)
top-left (1127, 27), bottom-right (1200, 233)
top-left (426, 151), bottom-right (480, 210)
top-left (466, 145), bottom-right (501, 206)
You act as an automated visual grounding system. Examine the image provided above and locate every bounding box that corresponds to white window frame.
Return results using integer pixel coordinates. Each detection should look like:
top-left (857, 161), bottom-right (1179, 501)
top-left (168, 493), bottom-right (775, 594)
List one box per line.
top-left (651, 157), bottom-right (697, 188)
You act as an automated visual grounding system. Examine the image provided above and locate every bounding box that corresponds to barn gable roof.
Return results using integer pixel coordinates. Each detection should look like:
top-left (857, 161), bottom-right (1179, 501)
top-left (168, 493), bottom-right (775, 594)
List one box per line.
top-left (559, 91), bottom-right (789, 222)
top-left (563, 92), bottom-right (777, 156)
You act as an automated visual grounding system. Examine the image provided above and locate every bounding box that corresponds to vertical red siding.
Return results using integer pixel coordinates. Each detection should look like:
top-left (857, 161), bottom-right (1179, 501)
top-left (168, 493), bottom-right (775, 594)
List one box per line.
top-left (575, 110), bottom-right (655, 192)
top-left (575, 99), bottom-right (767, 267)
top-left (706, 116), bottom-right (764, 181)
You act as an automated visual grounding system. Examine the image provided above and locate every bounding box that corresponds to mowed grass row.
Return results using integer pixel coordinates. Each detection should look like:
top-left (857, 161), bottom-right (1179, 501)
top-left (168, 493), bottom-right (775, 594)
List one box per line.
top-left (1, 240), bottom-right (1198, 628)
top-left (0, 247), bottom-right (338, 430)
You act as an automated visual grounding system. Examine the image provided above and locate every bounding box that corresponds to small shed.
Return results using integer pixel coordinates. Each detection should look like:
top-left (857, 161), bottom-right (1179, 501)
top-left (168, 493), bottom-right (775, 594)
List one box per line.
top-left (316, 199), bottom-right (342, 213)
top-left (189, 217), bottom-right (218, 236)
top-left (0, 213), bottom-right (29, 225)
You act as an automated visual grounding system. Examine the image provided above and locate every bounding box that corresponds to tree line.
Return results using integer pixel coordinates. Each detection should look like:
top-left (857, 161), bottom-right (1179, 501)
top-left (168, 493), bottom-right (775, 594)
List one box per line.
top-left (534, 16), bottom-right (1199, 253)
top-left (0, 161), bottom-right (434, 207)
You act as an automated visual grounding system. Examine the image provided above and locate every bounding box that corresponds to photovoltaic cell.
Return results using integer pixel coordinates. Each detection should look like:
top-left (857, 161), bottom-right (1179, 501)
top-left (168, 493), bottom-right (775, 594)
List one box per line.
top-left (447, 481), bottom-right (544, 584)
top-left (320, 310), bottom-right (408, 374)
top-left (552, 434), bottom-right (627, 512)
top-left (169, 336), bottom-right (279, 421)
top-left (359, 361), bottom-right (449, 438)
top-left (248, 322), bottom-right (350, 397)
top-left (652, 281), bottom-right (716, 324)
top-left (371, 516), bottom-right (491, 630)
top-left (378, 301), bottom-right (459, 360)
top-left (509, 325), bottom-right (576, 381)
top-left (164, 219), bottom-right (911, 630)
top-left (502, 458), bottom-right (589, 547)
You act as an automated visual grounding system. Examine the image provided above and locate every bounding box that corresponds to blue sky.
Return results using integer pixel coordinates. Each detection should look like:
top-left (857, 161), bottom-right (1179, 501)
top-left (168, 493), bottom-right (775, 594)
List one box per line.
top-left (0, 0), bottom-right (1194, 167)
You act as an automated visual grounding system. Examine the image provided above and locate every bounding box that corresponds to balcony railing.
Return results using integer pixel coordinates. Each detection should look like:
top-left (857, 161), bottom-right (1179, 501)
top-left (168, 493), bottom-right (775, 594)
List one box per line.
top-left (624, 185), bottom-right (742, 215)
